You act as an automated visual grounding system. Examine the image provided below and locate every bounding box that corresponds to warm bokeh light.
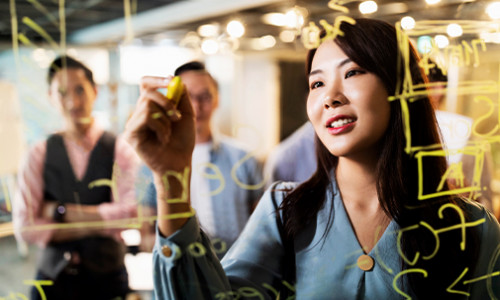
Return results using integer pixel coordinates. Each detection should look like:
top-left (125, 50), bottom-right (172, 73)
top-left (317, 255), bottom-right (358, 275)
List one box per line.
top-left (226, 20), bottom-right (245, 38)
top-left (486, 2), bottom-right (500, 19)
top-left (425, 0), bottom-right (441, 5)
top-left (262, 12), bottom-right (286, 26)
top-left (434, 35), bottom-right (449, 48)
top-left (447, 23), bottom-right (463, 37)
top-left (251, 35), bottom-right (276, 50)
top-left (359, 1), bottom-right (378, 14)
top-left (401, 16), bottom-right (416, 30)
top-left (279, 30), bottom-right (296, 43)
top-left (201, 38), bottom-right (219, 54)
top-left (284, 8), bottom-right (305, 28)
top-left (198, 23), bottom-right (219, 37)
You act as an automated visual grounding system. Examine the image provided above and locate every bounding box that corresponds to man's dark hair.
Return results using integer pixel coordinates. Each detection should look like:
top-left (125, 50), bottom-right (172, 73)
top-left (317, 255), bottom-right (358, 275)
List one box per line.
top-left (174, 61), bottom-right (218, 89)
top-left (174, 61), bottom-right (206, 76)
top-left (47, 55), bottom-right (95, 87)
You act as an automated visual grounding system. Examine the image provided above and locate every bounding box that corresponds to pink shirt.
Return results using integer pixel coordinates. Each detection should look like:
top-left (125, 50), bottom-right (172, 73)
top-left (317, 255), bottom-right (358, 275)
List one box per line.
top-left (13, 123), bottom-right (139, 248)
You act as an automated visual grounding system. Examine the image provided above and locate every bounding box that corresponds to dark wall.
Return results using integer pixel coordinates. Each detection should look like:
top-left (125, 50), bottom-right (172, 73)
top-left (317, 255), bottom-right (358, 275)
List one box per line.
top-left (278, 60), bottom-right (309, 141)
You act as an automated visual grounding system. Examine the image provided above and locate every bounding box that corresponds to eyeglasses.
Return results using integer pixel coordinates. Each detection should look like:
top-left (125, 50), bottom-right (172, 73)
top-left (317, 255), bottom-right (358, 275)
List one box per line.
top-left (190, 92), bottom-right (213, 104)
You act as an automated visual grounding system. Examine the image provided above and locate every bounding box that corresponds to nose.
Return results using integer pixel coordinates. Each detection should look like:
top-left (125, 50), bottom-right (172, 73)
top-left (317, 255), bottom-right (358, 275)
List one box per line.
top-left (64, 92), bottom-right (82, 110)
top-left (323, 96), bottom-right (344, 109)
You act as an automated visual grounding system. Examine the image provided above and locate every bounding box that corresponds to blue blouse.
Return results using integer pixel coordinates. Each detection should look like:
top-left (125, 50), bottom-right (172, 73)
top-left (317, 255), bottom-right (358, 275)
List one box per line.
top-left (153, 181), bottom-right (500, 299)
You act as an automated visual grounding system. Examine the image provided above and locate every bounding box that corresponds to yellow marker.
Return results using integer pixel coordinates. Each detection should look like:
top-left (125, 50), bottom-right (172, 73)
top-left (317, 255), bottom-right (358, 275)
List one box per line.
top-left (166, 76), bottom-right (184, 107)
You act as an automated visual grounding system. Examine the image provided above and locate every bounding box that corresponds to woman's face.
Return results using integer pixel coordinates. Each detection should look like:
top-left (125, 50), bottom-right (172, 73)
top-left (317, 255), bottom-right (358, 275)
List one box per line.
top-left (307, 40), bottom-right (390, 160)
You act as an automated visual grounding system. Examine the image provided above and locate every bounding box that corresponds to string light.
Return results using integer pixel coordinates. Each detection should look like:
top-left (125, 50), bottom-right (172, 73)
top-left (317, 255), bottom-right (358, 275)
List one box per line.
top-left (447, 23), bottom-right (463, 37)
top-left (486, 2), bottom-right (500, 19)
top-left (201, 38), bottom-right (219, 55)
top-left (359, 1), bottom-right (378, 15)
top-left (227, 20), bottom-right (245, 38)
top-left (434, 35), bottom-right (449, 48)
top-left (198, 24), bottom-right (219, 38)
top-left (401, 16), bottom-right (416, 30)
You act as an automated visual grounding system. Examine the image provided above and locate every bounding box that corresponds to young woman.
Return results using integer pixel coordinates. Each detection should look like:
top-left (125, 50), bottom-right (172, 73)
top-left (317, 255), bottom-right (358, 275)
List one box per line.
top-left (125, 19), bottom-right (500, 299)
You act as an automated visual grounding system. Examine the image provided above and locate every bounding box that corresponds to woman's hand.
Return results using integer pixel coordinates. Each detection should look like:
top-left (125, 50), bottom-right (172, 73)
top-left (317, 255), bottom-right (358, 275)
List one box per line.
top-left (125, 76), bottom-right (195, 236)
top-left (125, 76), bottom-right (195, 175)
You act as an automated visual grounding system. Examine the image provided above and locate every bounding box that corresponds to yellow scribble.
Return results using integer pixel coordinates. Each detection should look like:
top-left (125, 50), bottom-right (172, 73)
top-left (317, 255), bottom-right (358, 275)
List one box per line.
top-left (1, 178), bottom-right (12, 212)
top-left (59, 0), bottom-right (66, 55)
top-left (9, 0), bottom-right (19, 68)
top-left (17, 33), bottom-right (33, 47)
top-left (23, 280), bottom-right (52, 300)
top-left (21, 16), bottom-right (58, 49)
top-left (436, 162), bottom-right (465, 191)
top-left (123, 0), bottom-right (134, 44)
top-left (392, 269), bottom-right (428, 299)
top-left (27, 0), bottom-right (59, 27)
top-left (161, 167), bottom-right (190, 204)
top-left (187, 242), bottom-right (207, 257)
top-left (231, 152), bottom-right (265, 191)
top-left (415, 147), bottom-right (485, 200)
top-left (198, 162), bottom-right (225, 196)
top-left (327, 0), bottom-right (349, 13)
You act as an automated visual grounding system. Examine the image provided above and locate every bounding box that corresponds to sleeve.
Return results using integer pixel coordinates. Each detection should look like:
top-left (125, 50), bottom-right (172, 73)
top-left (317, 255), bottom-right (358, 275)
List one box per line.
top-left (244, 154), bottom-right (264, 208)
top-left (469, 207), bottom-right (500, 299)
top-left (98, 135), bottom-right (139, 221)
top-left (153, 184), bottom-right (287, 300)
top-left (12, 141), bottom-right (55, 247)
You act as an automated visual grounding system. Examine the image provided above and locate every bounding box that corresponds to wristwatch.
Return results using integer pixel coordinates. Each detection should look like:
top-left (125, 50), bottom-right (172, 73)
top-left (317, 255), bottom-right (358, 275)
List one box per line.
top-left (53, 202), bottom-right (67, 223)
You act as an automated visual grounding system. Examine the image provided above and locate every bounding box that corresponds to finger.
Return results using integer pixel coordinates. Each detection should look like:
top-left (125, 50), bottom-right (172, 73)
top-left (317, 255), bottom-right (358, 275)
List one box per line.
top-left (146, 112), bottom-right (171, 145)
top-left (140, 89), bottom-right (180, 117)
top-left (175, 83), bottom-right (194, 117)
top-left (139, 76), bottom-right (173, 93)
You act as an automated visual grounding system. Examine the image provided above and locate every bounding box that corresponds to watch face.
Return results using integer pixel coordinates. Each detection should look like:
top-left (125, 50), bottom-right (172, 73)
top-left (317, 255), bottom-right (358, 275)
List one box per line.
top-left (56, 205), bottom-right (66, 215)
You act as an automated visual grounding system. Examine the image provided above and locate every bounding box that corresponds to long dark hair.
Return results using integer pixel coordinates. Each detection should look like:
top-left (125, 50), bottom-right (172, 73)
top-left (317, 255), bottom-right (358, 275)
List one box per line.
top-left (280, 18), bottom-right (479, 297)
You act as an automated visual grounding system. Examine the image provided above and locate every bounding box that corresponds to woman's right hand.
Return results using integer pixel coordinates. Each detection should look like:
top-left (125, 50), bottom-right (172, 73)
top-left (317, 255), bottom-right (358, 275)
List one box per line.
top-left (124, 76), bottom-right (195, 176)
top-left (125, 76), bottom-right (195, 236)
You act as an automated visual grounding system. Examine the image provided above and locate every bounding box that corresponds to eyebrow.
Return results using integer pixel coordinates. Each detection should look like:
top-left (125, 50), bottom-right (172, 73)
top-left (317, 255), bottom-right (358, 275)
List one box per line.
top-left (308, 58), bottom-right (353, 78)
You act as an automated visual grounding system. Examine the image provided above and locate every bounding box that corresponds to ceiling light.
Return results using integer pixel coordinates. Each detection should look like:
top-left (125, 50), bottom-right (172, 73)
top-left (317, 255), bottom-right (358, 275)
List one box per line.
top-left (401, 16), bottom-right (415, 30)
top-left (227, 20), bottom-right (245, 38)
top-left (251, 35), bottom-right (276, 50)
top-left (434, 35), bottom-right (449, 48)
top-left (425, 0), bottom-right (441, 4)
top-left (280, 30), bottom-right (296, 43)
top-left (486, 2), bottom-right (500, 19)
top-left (201, 38), bottom-right (219, 55)
top-left (447, 23), bottom-right (463, 37)
top-left (260, 35), bottom-right (276, 48)
top-left (262, 12), bottom-right (286, 26)
top-left (198, 24), bottom-right (219, 38)
top-left (359, 1), bottom-right (378, 14)
top-left (384, 2), bottom-right (408, 14)
top-left (285, 8), bottom-right (305, 28)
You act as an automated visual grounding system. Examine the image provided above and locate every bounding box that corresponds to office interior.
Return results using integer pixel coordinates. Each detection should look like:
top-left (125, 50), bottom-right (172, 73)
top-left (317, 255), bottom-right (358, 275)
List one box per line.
top-left (0, 0), bottom-right (499, 298)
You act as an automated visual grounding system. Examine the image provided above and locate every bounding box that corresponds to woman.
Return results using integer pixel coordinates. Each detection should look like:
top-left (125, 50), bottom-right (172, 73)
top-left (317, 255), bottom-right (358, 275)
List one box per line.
top-left (125, 19), bottom-right (500, 299)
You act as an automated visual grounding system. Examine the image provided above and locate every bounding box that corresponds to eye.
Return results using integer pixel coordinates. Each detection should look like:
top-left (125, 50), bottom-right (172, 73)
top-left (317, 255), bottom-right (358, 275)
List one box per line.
top-left (345, 69), bottom-right (365, 79)
top-left (310, 81), bottom-right (324, 90)
top-left (75, 86), bottom-right (85, 95)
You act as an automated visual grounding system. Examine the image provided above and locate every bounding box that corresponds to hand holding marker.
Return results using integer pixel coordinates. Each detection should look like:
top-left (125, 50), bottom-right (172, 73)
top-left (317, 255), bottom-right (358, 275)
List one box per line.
top-left (151, 76), bottom-right (184, 120)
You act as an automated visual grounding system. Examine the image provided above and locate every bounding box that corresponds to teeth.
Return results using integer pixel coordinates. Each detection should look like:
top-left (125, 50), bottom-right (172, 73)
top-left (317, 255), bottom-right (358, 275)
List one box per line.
top-left (330, 118), bottom-right (354, 128)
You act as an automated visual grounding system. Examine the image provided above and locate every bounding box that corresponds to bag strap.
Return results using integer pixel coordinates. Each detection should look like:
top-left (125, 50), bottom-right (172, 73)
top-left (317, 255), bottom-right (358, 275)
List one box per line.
top-left (270, 181), bottom-right (296, 299)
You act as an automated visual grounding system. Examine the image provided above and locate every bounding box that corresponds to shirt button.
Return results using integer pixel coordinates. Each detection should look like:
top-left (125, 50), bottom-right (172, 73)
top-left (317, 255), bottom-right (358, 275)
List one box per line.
top-left (357, 254), bottom-right (374, 271)
top-left (162, 245), bottom-right (173, 257)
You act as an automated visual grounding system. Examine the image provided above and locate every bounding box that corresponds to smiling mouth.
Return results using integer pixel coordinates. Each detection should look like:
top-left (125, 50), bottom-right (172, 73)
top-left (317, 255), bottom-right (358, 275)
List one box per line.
top-left (327, 118), bottom-right (355, 129)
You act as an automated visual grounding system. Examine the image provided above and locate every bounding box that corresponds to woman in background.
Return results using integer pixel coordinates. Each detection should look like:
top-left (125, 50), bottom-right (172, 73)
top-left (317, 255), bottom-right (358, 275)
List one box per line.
top-left (125, 18), bottom-right (500, 299)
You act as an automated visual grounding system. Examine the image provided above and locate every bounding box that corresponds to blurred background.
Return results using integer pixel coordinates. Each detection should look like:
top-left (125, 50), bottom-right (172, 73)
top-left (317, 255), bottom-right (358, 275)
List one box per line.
top-left (0, 0), bottom-right (499, 298)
